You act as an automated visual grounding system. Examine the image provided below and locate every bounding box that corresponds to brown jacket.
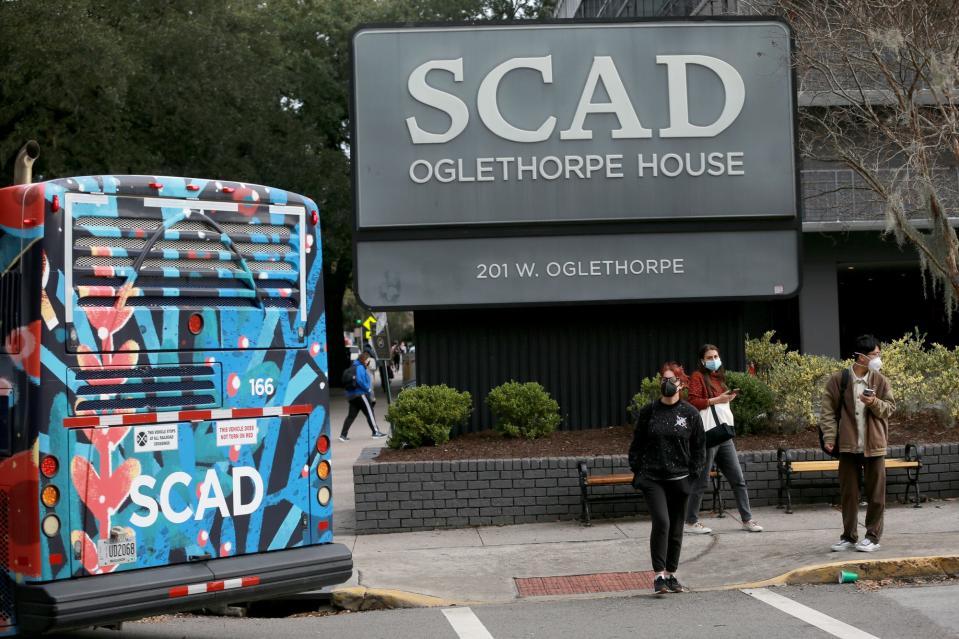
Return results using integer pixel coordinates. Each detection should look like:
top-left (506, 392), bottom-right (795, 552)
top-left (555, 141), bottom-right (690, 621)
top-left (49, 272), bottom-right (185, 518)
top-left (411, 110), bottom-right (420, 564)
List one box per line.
top-left (820, 368), bottom-right (896, 457)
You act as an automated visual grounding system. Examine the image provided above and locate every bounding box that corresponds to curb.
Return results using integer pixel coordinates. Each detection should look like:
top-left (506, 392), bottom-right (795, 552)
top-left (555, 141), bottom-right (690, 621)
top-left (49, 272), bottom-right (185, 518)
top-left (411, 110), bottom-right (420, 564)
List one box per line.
top-left (720, 554), bottom-right (959, 590)
top-left (331, 586), bottom-right (464, 611)
top-left (331, 555), bottom-right (959, 610)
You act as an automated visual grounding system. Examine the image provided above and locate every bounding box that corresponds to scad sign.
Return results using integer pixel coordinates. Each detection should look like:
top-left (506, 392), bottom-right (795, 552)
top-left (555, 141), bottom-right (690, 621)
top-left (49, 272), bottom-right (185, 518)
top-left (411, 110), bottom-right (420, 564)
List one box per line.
top-left (351, 20), bottom-right (800, 308)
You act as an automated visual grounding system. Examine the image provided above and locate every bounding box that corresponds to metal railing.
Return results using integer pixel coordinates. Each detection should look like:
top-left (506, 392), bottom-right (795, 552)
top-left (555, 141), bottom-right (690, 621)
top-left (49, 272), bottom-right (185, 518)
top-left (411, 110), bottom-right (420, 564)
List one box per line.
top-left (567, 0), bottom-right (737, 17)
top-left (800, 167), bottom-right (959, 225)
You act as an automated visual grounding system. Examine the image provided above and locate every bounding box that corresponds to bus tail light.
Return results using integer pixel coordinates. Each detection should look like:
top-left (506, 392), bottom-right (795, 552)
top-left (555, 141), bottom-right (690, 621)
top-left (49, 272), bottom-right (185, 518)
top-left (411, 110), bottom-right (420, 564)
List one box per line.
top-left (42, 515), bottom-right (61, 537)
top-left (41, 455), bottom-right (59, 478)
top-left (188, 313), bottom-right (204, 335)
top-left (41, 485), bottom-right (60, 507)
top-left (317, 486), bottom-right (331, 506)
top-left (52, 194), bottom-right (61, 212)
top-left (316, 460), bottom-right (331, 480)
top-left (310, 209), bottom-right (319, 226)
top-left (315, 435), bottom-right (329, 454)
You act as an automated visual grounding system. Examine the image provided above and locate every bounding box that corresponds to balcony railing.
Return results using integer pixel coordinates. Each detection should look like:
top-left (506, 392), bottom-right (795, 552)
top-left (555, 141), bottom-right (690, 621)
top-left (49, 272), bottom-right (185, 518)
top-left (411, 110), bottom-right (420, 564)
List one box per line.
top-left (566, 0), bottom-right (737, 18)
top-left (801, 168), bottom-right (959, 228)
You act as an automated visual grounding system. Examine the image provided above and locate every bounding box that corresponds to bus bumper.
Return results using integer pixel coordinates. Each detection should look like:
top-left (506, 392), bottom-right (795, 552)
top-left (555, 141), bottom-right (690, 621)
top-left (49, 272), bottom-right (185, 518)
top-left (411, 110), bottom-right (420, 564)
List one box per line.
top-left (14, 543), bottom-right (353, 634)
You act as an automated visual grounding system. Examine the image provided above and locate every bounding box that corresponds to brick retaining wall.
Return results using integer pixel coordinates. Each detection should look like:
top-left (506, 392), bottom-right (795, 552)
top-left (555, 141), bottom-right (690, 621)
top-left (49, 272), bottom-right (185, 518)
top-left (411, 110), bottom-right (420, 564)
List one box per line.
top-left (352, 443), bottom-right (959, 534)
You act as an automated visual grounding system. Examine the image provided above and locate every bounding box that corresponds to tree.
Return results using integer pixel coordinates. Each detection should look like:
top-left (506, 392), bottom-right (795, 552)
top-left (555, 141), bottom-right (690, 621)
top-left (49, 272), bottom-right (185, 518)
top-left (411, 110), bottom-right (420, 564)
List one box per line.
top-left (0, 0), bottom-right (556, 385)
top-left (771, 0), bottom-right (959, 316)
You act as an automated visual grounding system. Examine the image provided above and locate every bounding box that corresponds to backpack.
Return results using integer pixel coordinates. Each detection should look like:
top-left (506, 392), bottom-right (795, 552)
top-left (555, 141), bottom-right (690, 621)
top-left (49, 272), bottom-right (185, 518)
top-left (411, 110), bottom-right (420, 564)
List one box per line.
top-left (341, 364), bottom-right (358, 391)
top-left (818, 368), bottom-right (849, 458)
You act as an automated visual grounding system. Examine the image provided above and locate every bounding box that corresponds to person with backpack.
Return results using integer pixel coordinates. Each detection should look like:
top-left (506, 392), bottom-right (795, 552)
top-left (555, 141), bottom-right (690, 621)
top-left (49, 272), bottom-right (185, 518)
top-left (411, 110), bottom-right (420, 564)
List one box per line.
top-left (339, 351), bottom-right (387, 442)
top-left (628, 362), bottom-right (705, 594)
top-left (821, 334), bottom-right (896, 553)
top-left (684, 344), bottom-right (764, 534)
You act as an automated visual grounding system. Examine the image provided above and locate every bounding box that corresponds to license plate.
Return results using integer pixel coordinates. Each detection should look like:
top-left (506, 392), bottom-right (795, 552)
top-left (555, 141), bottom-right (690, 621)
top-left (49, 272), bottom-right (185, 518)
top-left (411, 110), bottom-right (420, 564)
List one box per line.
top-left (97, 536), bottom-right (137, 566)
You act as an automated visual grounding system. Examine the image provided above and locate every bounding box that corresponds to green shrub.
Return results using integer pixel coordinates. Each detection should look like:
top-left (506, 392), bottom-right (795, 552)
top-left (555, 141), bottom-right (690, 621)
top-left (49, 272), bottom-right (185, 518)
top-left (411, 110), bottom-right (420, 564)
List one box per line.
top-left (385, 384), bottom-right (472, 449)
top-left (725, 371), bottom-right (775, 435)
top-left (486, 381), bottom-right (561, 439)
top-left (628, 375), bottom-right (664, 422)
top-left (745, 329), bottom-right (959, 429)
top-left (881, 330), bottom-right (959, 422)
top-left (746, 331), bottom-right (846, 431)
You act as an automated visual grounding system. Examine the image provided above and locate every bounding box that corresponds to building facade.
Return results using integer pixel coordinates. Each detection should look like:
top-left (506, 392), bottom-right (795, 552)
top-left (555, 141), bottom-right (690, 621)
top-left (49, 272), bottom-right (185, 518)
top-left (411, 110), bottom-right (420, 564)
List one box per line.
top-left (399, 6), bottom-right (957, 432)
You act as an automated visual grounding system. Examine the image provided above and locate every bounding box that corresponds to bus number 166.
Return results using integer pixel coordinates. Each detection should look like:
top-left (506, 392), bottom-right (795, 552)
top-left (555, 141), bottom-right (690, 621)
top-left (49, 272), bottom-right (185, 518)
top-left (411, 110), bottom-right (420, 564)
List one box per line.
top-left (249, 378), bottom-right (275, 396)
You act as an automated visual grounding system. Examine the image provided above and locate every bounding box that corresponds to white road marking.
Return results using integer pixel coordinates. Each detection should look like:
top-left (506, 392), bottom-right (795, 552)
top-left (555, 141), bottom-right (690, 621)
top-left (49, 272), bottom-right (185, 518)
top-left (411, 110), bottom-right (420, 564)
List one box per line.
top-left (742, 588), bottom-right (880, 639)
top-left (442, 607), bottom-right (495, 639)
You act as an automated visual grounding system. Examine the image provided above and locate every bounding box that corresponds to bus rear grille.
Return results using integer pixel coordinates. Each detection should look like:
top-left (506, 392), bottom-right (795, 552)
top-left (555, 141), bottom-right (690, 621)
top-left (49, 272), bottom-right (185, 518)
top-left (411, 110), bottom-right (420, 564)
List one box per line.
top-left (0, 488), bottom-right (11, 626)
top-left (70, 364), bottom-right (221, 416)
top-left (72, 203), bottom-right (303, 312)
top-left (0, 270), bottom-right (20, 353)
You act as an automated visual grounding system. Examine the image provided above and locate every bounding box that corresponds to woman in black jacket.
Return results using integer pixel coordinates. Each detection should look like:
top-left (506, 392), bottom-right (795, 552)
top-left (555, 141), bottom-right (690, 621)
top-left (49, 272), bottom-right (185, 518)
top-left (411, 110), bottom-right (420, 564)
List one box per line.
top-left (628, 362), bottom-right (706, 594)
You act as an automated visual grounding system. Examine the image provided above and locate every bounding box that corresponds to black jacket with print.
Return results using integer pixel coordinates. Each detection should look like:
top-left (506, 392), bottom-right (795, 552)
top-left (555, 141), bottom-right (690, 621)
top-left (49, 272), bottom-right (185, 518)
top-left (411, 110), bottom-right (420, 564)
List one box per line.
top-left (628, 400), bottom-right (706, 482)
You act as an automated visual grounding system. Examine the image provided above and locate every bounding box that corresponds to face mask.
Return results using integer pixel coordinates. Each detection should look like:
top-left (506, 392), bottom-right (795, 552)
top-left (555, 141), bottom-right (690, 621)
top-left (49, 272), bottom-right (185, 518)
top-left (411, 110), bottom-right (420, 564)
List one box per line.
top-left (704, 358), bottom-right (722, 372)
top-left (867, 357), bottom-right (882, 372)
top-left (661, 378), bottom-right (680, 397)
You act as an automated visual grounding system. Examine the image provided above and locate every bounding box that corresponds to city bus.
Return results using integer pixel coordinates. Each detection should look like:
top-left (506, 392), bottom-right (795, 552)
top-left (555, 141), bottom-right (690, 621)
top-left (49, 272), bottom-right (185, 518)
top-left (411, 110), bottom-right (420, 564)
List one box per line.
top-left (0, 145), bottom-right (352, 634)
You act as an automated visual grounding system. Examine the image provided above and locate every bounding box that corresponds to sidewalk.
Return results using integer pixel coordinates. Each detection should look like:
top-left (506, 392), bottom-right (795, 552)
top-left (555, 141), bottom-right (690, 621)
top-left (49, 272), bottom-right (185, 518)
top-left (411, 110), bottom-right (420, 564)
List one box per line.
top-left (328, 383), bottom-right (959, 605)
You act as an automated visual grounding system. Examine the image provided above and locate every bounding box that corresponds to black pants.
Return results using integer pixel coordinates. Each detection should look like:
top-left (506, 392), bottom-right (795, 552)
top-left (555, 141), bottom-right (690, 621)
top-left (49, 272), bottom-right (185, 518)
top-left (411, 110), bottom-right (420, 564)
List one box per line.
top-left (638, 476), bottom-right (691, 573)
top-left (340, 394), bottom-right (378, 437)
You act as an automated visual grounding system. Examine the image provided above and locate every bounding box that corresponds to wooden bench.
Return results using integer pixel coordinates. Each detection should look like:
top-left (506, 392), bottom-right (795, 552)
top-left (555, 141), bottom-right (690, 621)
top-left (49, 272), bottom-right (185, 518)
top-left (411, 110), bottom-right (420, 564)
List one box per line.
top-left (577, 461), bottom-right (724, 526)
top-left (776, 444), bottom-right (922, 514)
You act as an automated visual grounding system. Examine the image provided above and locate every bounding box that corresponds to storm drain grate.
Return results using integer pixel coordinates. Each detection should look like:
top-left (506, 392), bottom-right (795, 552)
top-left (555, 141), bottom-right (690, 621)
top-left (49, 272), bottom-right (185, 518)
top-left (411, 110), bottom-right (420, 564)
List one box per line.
top-left (514, 571), bottom-right (655, 597)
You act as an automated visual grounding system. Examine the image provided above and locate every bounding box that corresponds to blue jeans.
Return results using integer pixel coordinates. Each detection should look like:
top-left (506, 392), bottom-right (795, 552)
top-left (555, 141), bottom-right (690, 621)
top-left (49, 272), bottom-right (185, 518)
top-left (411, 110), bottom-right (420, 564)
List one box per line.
top-left (686, 438), bottom-right (753, 523)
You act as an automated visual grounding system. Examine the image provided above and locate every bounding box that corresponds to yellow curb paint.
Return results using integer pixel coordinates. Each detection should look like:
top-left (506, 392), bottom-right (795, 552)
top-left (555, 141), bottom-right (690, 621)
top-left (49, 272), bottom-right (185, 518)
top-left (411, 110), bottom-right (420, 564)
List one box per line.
top-left (716, 555), bottom-right (959, 591)
top-left (331, 586), bottom-right (465, 611)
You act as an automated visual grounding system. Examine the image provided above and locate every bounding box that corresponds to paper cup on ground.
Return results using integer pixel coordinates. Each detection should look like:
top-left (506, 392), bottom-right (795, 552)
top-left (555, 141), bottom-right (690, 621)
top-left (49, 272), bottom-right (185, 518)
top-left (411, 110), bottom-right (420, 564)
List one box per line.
top-left (838, 570), bottom-right (859, 583)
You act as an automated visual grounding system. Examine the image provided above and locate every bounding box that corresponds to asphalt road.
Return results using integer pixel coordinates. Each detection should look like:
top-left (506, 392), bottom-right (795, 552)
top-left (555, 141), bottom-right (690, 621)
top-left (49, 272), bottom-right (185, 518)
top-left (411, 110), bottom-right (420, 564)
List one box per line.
top-left (50, 582), bottom-right (959, 639)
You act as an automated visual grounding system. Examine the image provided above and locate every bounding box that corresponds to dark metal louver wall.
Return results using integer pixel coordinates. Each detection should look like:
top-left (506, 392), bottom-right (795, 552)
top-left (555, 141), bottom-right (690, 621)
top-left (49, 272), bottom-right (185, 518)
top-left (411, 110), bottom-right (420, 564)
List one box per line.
top-left (417, 300), bottom-right (797, 434)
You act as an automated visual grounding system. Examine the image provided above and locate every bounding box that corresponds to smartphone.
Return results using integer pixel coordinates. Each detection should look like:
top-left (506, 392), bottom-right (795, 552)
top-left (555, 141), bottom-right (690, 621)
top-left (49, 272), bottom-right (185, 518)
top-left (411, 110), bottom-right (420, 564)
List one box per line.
top-left (728, 388), bottom-right (740, 394)
top-left (863, 388), bottom-right (875, 397)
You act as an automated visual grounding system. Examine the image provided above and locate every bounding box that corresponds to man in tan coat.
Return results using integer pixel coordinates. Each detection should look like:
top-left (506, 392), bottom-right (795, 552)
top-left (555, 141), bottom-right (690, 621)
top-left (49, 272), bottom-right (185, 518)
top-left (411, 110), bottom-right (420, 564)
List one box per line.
top-left (821, 334), bottom-right (896, 553)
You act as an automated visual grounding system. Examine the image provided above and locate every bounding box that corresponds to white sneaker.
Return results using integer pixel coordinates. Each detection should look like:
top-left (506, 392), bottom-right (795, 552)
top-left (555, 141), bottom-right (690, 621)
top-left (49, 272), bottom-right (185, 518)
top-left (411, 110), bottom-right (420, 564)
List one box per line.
top-left (831, 539), bottom-right (855, 552)
top-left (742, 520), bottom-right (764, 532)
top-left (684, 522), bottom-right (712, 535)
top-left (338, 435), bottom-right (349, 442)
top-left (856, 539), bottom-right (880, 552)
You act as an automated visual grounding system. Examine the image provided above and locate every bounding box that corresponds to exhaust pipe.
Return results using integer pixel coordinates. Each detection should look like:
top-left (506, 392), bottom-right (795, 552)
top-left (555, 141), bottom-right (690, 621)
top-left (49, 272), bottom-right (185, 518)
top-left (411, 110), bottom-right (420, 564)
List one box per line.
top-left (13, 140), bottom-right (40, 185)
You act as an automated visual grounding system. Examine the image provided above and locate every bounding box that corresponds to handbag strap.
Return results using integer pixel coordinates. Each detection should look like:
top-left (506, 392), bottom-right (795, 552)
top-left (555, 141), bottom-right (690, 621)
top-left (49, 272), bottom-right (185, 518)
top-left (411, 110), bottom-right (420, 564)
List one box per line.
top-left (701, 372), bottom-right (724, 425)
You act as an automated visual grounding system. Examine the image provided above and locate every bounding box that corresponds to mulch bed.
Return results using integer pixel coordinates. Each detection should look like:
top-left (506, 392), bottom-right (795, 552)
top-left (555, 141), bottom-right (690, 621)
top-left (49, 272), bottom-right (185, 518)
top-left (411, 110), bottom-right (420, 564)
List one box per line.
top-left (375, 413), bottom-right (958, 462)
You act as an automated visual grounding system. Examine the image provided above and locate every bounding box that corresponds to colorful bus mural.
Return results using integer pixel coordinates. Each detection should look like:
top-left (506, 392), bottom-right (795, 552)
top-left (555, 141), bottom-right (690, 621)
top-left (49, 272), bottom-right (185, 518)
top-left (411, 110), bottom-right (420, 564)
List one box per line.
top-left (0, 147), bottom-right (352, 634)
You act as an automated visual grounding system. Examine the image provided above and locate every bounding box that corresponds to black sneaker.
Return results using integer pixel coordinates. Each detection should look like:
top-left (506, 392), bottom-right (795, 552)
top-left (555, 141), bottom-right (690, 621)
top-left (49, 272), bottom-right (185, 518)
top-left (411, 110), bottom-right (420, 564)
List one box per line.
top-left (665, 575), bottom-right (687, 593)
top-left (653, 575), bottom-right (669, 594)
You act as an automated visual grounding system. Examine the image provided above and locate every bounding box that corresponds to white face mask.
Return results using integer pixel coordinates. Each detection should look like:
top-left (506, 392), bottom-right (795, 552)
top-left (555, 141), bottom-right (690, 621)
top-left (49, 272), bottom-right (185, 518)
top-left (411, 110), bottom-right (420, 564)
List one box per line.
top-left (867, 357), bottom-right (882, 372)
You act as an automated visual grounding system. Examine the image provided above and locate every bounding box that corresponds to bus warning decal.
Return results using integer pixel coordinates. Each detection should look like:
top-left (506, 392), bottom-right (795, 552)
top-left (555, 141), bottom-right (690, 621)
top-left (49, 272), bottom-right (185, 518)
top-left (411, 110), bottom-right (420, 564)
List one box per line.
top-left (215, 419), bottom-right (258, 447)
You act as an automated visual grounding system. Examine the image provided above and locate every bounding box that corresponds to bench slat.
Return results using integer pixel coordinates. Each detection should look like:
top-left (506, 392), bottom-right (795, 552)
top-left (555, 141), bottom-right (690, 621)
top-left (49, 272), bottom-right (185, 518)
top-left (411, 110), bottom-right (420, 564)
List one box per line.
top-left (886, 460), bottom-right (921, 469)
top-left (585, 474), bottom-right (633, 486)
top-left (789, 459), bottom-right (919, 473)
top-left (585, 470), bottom-right (721, 486)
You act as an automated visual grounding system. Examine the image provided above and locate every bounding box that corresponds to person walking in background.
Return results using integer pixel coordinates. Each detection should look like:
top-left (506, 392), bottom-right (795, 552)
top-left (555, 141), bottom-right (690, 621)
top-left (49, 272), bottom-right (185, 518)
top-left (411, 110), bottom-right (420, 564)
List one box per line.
top-left (629, 362), bottom-right (705, 594)
top-left (685, 344), bottom-right (764, 534)
top-left (339, 351), bottom-right (387, 442)
top-left (821, 334), bottom-right (896, 553)
top-left (363, 345), bottom-right (378, 405)
top-left (391, 341), bottom-right (401, 374)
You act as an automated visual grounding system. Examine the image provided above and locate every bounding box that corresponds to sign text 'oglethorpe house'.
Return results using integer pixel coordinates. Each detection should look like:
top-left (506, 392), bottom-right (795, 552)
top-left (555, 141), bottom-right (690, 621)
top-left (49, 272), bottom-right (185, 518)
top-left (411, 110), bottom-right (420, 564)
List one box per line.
top-left (406, 54), bottom-right (746, 184)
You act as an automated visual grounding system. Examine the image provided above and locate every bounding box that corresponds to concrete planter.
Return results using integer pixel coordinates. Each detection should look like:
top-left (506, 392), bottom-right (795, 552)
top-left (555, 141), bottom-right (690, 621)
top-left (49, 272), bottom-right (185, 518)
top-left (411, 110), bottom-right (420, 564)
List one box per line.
top-left (352, 443), bottom-right (959, 534)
